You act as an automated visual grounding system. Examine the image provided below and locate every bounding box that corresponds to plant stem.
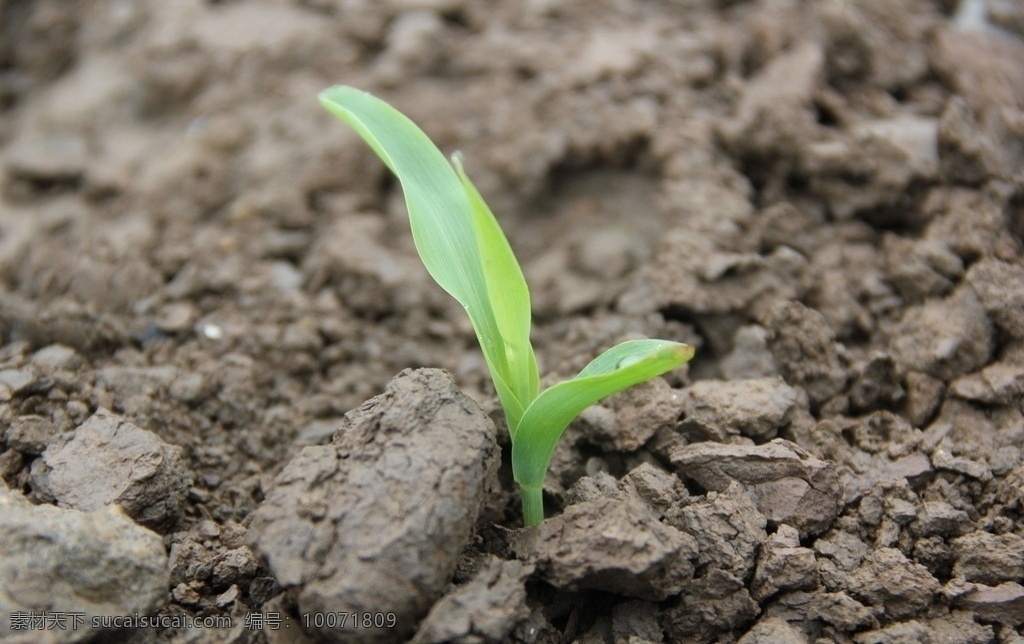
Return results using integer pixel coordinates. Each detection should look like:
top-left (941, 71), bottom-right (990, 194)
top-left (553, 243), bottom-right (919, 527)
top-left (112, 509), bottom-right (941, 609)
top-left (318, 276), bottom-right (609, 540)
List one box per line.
top-left (521, 485), bottom-right (544, 527)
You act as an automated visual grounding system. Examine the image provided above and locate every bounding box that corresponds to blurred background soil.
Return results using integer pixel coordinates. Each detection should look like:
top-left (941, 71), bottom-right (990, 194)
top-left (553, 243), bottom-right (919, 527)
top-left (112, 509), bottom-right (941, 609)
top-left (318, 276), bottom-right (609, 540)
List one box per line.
top-left (1, 0), bottom-right (1023, 642)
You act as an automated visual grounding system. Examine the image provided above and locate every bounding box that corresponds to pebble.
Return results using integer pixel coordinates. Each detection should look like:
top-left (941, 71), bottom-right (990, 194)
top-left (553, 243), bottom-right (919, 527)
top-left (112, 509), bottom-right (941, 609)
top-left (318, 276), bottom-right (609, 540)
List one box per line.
top-left (0, 486), bottom-right (168, 637)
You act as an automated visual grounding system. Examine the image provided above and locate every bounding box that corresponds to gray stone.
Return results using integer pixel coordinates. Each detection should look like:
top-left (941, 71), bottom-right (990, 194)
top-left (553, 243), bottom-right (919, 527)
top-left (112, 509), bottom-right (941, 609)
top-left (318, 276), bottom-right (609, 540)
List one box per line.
top-left (761, 302), bottom-right (849, 406)
top-left (956, 582), bottom-right (1024, 625)
top-left (844, 452), bottom-right (933, 504)
top-left (671, 439), bottom-right (842, 536)
top-left (663, 573), bottom-right (759, 641)
top-left (4, 415), bottom-right (57, 454)
top-left (512, 496), bottom-right (697, 601)
top-left (751, 524), bottom-right (818, 601)
top-left (910, 501), bottom-right (972, 538)
top-left (846, 548), bottom-right (940, 619)
top-left (889, 286), bottom-right (994, 382)
top-left (412, 558), bottom-right (533, 644)
top-left (766, 590), bottom-right (877, 632)
top-left (620, 462), bottom-right (688, 514)
top-left (815, 530), bottom-right (871, 573)
top-left (966, 259), bottom-right (1024, 340)
top-left (0, 485), bottom-right (168, 643)
top-left (580, 379), bottom-right (681, 452)
top-left (852, 611), bottom-right (993, 644)
top-left (564, 471), bottom-right (622, 506)
top-left (677, 377), bottom-right (801, 442)
top-left (721, 324), bottom-right (779, 380)
top-left (30, 409), bottom-right (190, 530)
top-left (30, 344), bottom-right (85, 372)
top-left (248, 369), bottom-right (499, 643)
top-left (0, 368), bottom-right (37, 396)
top-left (737, 617), bottom-right (808, 644)
top-left (905, 371), bottom-right (945, 427)
top-left (669, 483), bottom-right (766, 581)
top-left (949, 362), bottom-right (1024, 406)
top-left (931, 448), bottom-right (992, 481)
top-left (952, 531), bottom-right (1024, 585)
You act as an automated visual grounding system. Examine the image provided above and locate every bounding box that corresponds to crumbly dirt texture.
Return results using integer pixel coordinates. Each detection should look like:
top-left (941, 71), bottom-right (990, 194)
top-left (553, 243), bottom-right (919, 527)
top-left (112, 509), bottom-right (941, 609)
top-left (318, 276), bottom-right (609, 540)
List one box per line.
top-left (1, 0), bottom-right (1023, 642)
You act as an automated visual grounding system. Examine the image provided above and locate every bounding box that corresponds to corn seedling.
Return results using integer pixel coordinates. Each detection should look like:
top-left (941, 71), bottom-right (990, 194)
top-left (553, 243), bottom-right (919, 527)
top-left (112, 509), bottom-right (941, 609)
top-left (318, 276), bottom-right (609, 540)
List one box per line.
top-left (319, 86), bottom-right (695, 526)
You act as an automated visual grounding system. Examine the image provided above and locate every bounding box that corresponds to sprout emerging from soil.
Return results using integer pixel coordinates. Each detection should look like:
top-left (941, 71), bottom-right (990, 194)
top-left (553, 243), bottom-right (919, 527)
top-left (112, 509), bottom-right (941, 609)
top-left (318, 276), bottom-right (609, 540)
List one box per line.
top-left (319, 86), bottom-right (694, 526)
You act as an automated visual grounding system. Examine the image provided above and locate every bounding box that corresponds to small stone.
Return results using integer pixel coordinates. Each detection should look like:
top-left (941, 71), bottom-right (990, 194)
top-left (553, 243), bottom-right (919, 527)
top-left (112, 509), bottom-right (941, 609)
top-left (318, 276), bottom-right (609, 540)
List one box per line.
top-left (848, 355), bottom-right (904, 413)
top-left (168, 537), bottom-right (215, 586)
top-left (248, 577), bottom-right (282, 605)
top-left (663, 576), bottom-right (759, 641)
top-left (721, 324), bottom-right (779, 380)
top-left (30, 344), bottom-right (85, 371)
top-left (611, 600), bottom-right (663, 643)
top-left (0, 486), bottom-right (168, 638)
top-left (846, 548), bottom-right (940, 619)
top-left (886, 498), bottom-right (918, 525)
top-left (851, 411), bottom-right (920, 457)
top-left (412, 558), bottom-right (533, 644)
top-left (172, 582), bottom-right (203, 606)
top-left (931, 448), bottom-right (992, 481)
top-left (751, 525), bottom-right (818, 601)
top-left (670, 439), bottom-right (842, 537)
top-left (889, 286), bottom-right (994, 382)
top-left (620, 462), bottom-right (687, 514)
top-left (154, 302), bottom-right (199, 333)
top-left (564, 471), bottom-right (622, 506)
top-left (883, 234), bottom-right (962, 302)
top-left (957, 582), bottom-right (1024, 625)
top-left (678, 377), bottom-right (801, 442)
top-left (905, 371), bottom-right (945, 427)
top-left (762, 302), bottom-right (849, 406)
top-left (844, 452), bottom-right (934, 504)
top-left (3, 131), bottom-right (87, 183)
top-left (815, 530), bottom-right (871, 573)
top-left (787, 591), bottom-right (876, 631)
top-left (668, 483), bottom-right (766, 581)
top-left (30, 409), bottom-right (190, 529)
top-left (949, 362), bottom-right (1024, 406)
top-left (212, 547), bottom-right (259, 587)
top-left (0, 369), bottom-right (37, 396)
top-left (582, 379), bottom-right (681, 452)
top-left (215, 584), bottom-right (240, 608)
top-left (95, 365), bottom-right (179, 400)
top-left (737, 617), bottom-right (808, 644)
top-left (910, 501), bottom-right (972, 538)
top-left (966, 259), bottom-right (1024, 340)
top-left (952, 531), bottom-right (1024, 585)
top-left (513, 496), bottom-right (697, 601)
top-left (4, 415), bottom-right (57, 454)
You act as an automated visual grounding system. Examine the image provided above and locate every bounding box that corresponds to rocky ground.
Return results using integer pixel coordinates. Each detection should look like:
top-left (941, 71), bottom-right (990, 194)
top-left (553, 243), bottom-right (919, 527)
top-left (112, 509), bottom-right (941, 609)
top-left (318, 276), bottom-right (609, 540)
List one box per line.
top-left (2, 0), bottom-right (1024, 642)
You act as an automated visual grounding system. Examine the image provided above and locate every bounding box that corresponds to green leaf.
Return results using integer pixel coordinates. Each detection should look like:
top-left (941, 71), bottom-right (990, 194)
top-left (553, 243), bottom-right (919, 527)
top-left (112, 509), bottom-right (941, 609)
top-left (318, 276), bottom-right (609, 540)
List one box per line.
top-left (319, 86), bottom-right (538, 429)
top-left (511, 339), bottom-right (694, 491)
top-left (453, 155), bottom-right (539, 416)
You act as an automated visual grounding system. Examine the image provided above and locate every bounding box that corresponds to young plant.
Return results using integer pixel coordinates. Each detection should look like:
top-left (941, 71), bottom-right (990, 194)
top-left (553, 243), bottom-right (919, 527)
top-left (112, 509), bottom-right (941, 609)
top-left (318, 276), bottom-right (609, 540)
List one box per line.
top-left (319, 86), bottom-right (694, 526)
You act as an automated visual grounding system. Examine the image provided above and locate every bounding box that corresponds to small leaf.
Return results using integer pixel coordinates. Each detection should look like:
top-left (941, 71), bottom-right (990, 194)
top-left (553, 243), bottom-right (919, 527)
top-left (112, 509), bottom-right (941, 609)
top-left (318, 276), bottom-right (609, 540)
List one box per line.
top-left (511, 340), bottom-right (694, 490)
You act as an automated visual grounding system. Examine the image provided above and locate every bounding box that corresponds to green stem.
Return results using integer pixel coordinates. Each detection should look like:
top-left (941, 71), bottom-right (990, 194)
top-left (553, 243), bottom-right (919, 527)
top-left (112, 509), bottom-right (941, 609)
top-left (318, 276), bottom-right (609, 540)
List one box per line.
top-left (521, 484), bottom-right (544, 527)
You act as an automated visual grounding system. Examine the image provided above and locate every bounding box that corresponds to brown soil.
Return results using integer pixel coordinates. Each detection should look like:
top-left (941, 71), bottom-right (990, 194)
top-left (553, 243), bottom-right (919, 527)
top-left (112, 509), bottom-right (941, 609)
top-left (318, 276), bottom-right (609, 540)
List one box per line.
top-left (2, 0), bottom-right (1024, 642)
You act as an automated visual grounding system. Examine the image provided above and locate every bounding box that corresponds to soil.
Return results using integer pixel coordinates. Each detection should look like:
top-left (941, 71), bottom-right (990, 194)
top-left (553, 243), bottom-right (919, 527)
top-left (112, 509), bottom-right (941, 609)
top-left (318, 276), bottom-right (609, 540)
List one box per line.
top-left (2, 0), bottom-right (1024, 642)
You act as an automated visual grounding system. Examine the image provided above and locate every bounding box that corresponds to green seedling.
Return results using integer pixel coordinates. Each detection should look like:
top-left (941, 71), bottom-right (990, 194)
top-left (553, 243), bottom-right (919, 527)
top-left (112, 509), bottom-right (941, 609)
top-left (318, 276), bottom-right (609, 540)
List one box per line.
top-left (319, 86), bottom-right (694, 526)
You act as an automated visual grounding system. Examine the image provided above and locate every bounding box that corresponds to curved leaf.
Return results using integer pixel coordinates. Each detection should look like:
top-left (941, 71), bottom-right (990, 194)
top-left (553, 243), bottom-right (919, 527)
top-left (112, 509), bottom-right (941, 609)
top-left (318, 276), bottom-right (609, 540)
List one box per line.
top-left (511, 340), bottom-right (695, 490)
top-left (319, 86), bottom-right (538, 429)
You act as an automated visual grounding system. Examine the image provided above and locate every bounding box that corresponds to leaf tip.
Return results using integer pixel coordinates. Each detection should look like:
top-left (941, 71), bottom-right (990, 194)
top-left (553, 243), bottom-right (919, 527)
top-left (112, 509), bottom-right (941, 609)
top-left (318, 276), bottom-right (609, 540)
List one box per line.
top-left (675, 343), bottom-right (696, 362)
